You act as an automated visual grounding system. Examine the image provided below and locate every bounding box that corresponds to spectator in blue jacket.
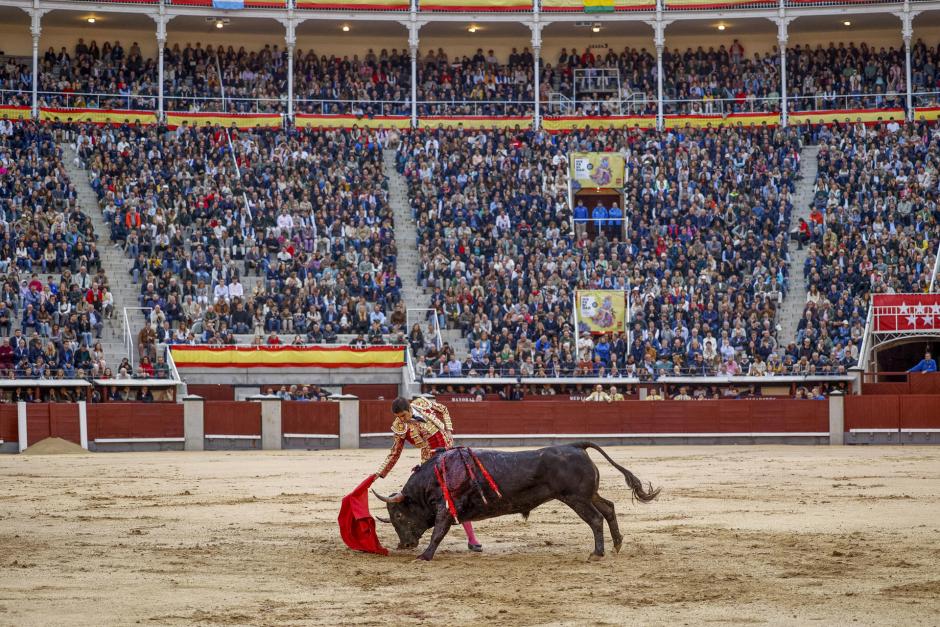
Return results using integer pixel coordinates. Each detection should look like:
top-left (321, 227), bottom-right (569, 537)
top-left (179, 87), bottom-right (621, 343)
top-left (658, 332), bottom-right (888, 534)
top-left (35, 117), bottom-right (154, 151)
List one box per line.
top-left (591, 202), bottom-right (608, 235)
top-left (573, 200), bottom-right (588, 238)
top-left (608, 202), bottom-right (623, 236)
top-left (909, 351), bottom-right (938, 373)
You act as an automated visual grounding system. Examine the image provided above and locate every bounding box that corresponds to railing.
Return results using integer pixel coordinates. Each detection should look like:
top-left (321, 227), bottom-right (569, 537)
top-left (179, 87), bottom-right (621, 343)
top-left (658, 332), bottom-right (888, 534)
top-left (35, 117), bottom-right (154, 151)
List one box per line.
top-left (0, 0), bottom-right (923, 12)
top-left (406, 307), bottom-right (443, 353)
top-left (931, 239), bottom-right (940, 293)
top-left (785, 91), bottom-right (906, 113)
top-left (38, 90), bottom-right (157, 111)
top-left (123, 306), bottom-right (154, 369)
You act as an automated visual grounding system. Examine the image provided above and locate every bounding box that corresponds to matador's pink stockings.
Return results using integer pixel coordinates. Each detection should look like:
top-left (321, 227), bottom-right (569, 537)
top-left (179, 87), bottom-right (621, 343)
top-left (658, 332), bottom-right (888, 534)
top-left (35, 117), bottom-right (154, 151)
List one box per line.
top-left (462, 521), bottom-right (480, 545)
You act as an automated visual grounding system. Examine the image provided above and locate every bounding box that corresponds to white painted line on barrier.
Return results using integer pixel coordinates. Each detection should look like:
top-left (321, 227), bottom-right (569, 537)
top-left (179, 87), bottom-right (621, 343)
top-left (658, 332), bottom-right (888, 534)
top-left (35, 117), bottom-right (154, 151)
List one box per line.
top-left (283, 433), bottom-right (339, 439)
top-left (204, 435), bottom-right (261, 440)
top-left (849, 428), bottom-right (900, 433)
top-left (361, 432), bottom-right (828, 439)
top-left (78, 401), bottom-right (88, 450)
top-left (94, 438), bottom-right (186, 444)
top-left (901, 428), bottom-right (940, 433)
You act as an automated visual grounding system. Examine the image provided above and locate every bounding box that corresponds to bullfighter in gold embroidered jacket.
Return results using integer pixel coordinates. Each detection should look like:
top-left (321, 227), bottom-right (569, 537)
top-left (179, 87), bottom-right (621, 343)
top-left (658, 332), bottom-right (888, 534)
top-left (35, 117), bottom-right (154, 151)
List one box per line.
top-left (375, 396), bottom-right (483, 552)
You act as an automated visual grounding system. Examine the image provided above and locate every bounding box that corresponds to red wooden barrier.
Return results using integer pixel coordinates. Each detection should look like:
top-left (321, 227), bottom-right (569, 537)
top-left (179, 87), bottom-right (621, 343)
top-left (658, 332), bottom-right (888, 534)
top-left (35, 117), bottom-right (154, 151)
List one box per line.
top-left (361, 399), bottom-right (826, 435)
top-left (26, 404), bottom-right (51, 444)
top-left (0, 404), bottom-right (18, 443)
top-left (23, 404), bottom-right (81, 445)
top-left (204, 401), bottom-right (261, 436)
top-left (342, 384), bottom-right (399, 400)
top-left (187, 384), bottom-right (235, 401)
top-left (360, 399), bottom-right (391, 433)
top-left (861, 382), bottom-right (909, 396)
top-left (845, 396), bottom-right (900, 431)
top-left (908, 374), bottom-right (940, 395)
top-left (282, 401), bottom-right (340, 435)
top-left (49, 404), bottom-right (81, 444)
top-left (88, 403), bottom-right (183, 440)
top-left (898, 395), bottom-right (940, 430)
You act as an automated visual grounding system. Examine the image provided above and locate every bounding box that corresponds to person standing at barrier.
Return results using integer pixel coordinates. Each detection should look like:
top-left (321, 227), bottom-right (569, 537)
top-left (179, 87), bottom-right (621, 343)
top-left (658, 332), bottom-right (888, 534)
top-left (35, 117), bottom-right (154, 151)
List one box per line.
top-left (374, 397), bottom-right (483, 552)
top-left (908, 350), bottom-right (938, 373)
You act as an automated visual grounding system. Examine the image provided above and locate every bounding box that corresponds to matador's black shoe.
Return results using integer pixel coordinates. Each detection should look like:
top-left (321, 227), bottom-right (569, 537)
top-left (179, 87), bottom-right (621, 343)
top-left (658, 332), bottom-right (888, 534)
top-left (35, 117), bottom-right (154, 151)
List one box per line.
top-left (468, 543), bottom-right (483, 552)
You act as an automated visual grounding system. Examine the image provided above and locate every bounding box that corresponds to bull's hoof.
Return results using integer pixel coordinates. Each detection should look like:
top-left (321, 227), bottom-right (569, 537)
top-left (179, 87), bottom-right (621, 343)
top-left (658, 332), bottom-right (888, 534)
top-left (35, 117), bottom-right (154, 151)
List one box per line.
top-left (415, 554), bottom-right (433, 562)
top-left (613, 540), bottom-right (623, 554)
top-left (588, 552), bottom-right (605, 562)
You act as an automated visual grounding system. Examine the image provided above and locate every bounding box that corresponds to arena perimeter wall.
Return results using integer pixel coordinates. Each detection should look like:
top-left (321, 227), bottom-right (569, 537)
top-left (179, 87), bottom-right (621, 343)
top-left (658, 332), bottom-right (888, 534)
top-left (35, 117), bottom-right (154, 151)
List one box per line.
top-left (2, 396), bottom-right (938, 453)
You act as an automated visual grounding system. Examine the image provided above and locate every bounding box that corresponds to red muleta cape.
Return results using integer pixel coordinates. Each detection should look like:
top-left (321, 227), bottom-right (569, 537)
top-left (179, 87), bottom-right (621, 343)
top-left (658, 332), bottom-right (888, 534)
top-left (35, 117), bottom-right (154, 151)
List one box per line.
top-left (338, 474), bottom-right (388, 556)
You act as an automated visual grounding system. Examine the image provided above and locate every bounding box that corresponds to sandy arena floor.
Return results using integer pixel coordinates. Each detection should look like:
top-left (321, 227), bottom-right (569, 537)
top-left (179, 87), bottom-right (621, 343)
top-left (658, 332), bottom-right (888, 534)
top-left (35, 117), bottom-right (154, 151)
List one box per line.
top-left (1, 446), bottom-right (939, 626)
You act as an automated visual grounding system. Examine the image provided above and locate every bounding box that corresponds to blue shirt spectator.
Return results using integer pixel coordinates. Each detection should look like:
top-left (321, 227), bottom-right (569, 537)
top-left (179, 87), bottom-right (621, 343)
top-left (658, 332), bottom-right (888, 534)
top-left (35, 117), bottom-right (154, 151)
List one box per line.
top-left (591, 204), bottom-right (608, 227)
top-left (573, 202), bottom-right (588, 224)
top-left (608, 204), bottom-right (623, 229)
top-left (909, 352), bottom-right (938, 373)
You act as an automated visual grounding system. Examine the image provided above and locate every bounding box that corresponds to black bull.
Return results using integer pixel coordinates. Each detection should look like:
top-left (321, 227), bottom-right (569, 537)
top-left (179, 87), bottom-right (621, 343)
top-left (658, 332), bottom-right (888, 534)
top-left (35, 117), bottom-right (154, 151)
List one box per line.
top-left (373, 442), bottom-right (660, 561)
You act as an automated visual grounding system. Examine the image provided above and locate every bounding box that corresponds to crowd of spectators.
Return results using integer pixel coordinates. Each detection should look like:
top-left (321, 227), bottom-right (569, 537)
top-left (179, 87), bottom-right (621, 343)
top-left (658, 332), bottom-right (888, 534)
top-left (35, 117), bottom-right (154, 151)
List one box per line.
top-left (0, 122), bottom-right (128, 379)
top-left (81, 123), bottom-right (406, 346)
top-left (398, 123), bottom-right (805, 380)
top-left (794, 118), bottom-right (940, 372)
top-left (9, 37), bottom-right (933, 117)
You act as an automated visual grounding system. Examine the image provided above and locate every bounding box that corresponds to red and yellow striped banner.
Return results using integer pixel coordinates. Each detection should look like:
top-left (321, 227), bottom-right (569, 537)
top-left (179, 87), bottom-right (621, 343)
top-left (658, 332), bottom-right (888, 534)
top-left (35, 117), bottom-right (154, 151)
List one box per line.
top-left (420, 0), bottom-right (531, 10)
top-left (165, 112), bottom-right (282, 130)
top-left (788, 108), bottom-right (905, 126)
top-left (0, 105), bottom-right (31, 121)
top-left (664, 112), bottom-right (779, 129)
top-left (418, 116), bottom-right (532, 129)
top-left (295, 0), bottom-right (407, 7)
top-left (39, 107), bottom-right (157, 125)
top-left (915, 107), bottom-right (940, 122)
top-left (170, 345), bottom-right (405, 369)
top-left (295, 114), bottom-right (411, 130)
top-left (540, 0), bottom-right (653, 10)
top-left (542, 115), bottom-right (656, 132)
top-left (663, 0), bottom-right (769, 8)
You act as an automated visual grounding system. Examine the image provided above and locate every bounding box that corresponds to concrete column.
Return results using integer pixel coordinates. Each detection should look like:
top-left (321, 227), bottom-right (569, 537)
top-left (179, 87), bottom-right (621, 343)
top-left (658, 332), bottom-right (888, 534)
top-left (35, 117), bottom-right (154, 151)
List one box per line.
top-left (16, 400), bottom-right (27, 453)
top-left (655, 44), bottom-right (664, 131)
top-left (777, 20), bottom-right (788, 126)
top-left (30, 12), bottom-right (42, 119)
top-left (78, 400), bottom-right (88, 450)
top-left (638, 387), bottom-right (648, 401)
top-left (285, 19), bottom-right (296, 120)
top-left (828, 392), bottom-right (845, 446)
top-left (409, 36), bottom-right (419, 128)
top-left (333, 394), bottom-right (360, 449)
top-left (530, 23), bottom-right (542, 131)
top-left (183, 395), bottom-right (205, 451)
top-left (904, 31), bottom-right (914, 121)
top-left (250, 395), bottom-right (282, 450)
top-left (156, 13), bottom-right (166, 119)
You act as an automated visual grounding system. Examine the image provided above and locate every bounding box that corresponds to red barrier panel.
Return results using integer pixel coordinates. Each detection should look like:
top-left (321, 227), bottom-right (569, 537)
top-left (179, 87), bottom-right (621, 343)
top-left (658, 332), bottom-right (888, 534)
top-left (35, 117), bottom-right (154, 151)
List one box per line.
top-left (899, 396), bottom-right (940, 430)
top-left (282, 401), bottom-right (339, 435)
top-left (845, 396), bottom-right (900, 431)
top-left (26, 404), bottom-right (51, 444)
top-left (49, 404), bottom-right (81, 445)
top-left (366, 400), bottom-right (827, 435)
top-left (360, 400), bottom-right (390, 433)
top-left (862, 382), bottom-right (910, 395)
top-left (342, 384), bottom-right (399, 400)
top-left (908, 374), bottom-right (940, 395)
top-left (187, 384), bottom-right (235, 401)
top-left (204, 401), bottom-right (261, 436)
top-left (0, 404), bottom-right (18, 443)
top-left (88, 403), bottom-right (183, 440)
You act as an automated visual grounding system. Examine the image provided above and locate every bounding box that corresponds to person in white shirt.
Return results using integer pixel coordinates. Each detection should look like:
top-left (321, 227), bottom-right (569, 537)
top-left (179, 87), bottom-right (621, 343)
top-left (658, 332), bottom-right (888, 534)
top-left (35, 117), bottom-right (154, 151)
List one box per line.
top-left (228, 278), bottom-right (244, 300)
top-left (213, 281), bottom-right (229, 304)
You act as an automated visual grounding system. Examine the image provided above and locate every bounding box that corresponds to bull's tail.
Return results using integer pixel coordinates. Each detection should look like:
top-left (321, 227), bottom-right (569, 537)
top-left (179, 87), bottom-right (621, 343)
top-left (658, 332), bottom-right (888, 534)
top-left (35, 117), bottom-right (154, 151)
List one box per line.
top-left (575, 442), bottom-right (661, 503)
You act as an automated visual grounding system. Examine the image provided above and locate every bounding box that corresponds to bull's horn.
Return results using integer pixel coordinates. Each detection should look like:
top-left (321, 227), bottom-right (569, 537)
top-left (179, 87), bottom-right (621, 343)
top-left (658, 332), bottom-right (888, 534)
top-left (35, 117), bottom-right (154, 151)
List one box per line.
top-left (371, 489), bottom-right (405, 504)
top-left (375, 515), bottom-right (391, 524)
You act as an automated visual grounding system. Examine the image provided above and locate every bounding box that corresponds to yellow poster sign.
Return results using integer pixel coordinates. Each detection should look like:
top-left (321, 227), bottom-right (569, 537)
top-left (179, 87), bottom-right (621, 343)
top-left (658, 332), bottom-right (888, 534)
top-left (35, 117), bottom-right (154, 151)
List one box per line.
top-left (576, 290), bottom-right (626, 335)
top-left (570, 152), bottom-right (625, 191)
